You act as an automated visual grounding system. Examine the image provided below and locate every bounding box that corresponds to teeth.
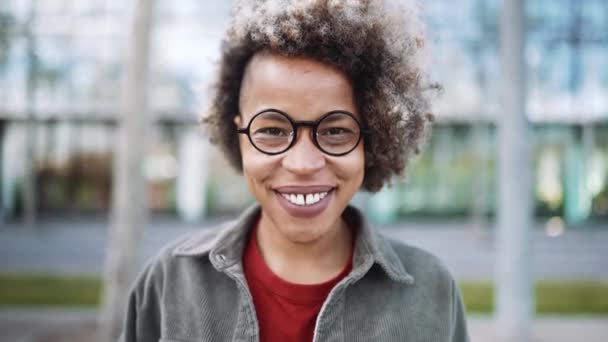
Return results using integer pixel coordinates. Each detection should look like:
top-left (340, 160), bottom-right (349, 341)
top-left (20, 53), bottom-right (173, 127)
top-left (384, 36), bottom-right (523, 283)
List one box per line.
top-left (281, 191), bottom-right (329, 206)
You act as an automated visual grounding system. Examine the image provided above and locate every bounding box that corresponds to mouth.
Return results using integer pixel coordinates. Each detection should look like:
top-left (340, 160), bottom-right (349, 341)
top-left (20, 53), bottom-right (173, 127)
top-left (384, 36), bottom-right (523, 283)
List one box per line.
top-left (273, 185), bottom-right (336, 217)
top-left (278, 191), bottom-right (329, 206)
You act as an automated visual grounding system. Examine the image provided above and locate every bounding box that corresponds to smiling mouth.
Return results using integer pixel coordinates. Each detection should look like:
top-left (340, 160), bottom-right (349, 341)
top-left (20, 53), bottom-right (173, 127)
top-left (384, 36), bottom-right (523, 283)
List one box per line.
top-left (273, 185), bottom-right (336, 207)
top-left (278, 191), bottom-right (329, 206)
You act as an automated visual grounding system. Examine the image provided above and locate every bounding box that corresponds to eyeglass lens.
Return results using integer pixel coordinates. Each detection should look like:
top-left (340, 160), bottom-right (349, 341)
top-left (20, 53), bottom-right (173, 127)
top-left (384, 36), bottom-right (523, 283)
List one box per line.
top-left (248, 111), bottom-right (361, 155)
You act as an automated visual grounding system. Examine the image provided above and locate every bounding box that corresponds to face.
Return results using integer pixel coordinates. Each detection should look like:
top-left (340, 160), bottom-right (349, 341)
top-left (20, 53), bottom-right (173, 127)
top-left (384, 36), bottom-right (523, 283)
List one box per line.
top-left (236, 52), bottom-right (365, 244)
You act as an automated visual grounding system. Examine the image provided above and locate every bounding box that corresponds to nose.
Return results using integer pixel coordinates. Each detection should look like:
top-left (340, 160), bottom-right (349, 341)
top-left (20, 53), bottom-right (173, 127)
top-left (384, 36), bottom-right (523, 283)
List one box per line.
top-left (281, 128), bottom-right (325, 175)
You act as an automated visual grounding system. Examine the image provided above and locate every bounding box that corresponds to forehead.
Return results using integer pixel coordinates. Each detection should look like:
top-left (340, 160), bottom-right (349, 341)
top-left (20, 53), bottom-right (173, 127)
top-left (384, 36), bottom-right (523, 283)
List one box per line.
top-left (238, 52), bottom-right (357, 121)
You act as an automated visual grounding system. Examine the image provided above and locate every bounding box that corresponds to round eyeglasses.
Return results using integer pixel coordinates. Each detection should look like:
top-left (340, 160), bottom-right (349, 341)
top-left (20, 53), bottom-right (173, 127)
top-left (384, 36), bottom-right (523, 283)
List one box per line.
top-left (237, 109), bottom-right (364, 156)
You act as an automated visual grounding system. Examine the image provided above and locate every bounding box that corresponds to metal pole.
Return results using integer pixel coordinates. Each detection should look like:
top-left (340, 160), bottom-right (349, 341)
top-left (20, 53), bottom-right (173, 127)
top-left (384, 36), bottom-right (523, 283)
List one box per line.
top-left (495, 0), bottom-right (534, 341)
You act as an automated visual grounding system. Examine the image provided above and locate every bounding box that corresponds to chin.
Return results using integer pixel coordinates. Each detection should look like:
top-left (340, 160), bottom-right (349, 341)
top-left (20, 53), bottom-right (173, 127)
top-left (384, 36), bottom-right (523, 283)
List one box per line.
top-left (271, 201), bottom-right (343, 243)
top-left (278, 224), bottom-right (325, 244)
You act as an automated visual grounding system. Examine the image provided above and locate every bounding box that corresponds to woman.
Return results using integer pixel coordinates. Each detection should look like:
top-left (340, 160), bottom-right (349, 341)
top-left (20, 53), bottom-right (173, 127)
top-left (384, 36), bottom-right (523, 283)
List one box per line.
top-left (121, 1), bottom-right (469, 341)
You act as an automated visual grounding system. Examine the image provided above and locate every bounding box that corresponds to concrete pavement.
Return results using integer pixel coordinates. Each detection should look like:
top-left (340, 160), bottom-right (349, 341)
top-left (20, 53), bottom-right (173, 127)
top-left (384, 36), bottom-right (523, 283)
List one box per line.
top-left (1, 217), bottom-right (607, 280)
top-left (1, 218), bottom-right (607, 341)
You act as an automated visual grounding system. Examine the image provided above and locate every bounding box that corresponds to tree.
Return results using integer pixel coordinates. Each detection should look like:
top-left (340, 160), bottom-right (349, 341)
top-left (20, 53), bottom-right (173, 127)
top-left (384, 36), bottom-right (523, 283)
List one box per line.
top-left (24, 0), bottom-right (38, 229)
top-left (98, 0), bottom-right (156, 340)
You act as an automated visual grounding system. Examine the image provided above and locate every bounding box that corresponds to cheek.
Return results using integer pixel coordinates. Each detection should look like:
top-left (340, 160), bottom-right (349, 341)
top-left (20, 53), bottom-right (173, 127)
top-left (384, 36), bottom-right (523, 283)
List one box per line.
top-left (239, 136), bottom-right (257, 181)
top-left (239, 137), bottom-right (279, 186)
top-left (336, 145), bottom-right (365, 187)
top-left (352, 147), bottom-right (366, 184)
top-left (239, 135), bottom-right (260, 170)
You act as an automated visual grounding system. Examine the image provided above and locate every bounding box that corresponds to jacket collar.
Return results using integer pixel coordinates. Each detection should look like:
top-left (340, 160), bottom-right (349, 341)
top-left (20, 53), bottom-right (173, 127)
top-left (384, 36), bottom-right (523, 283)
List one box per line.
top-left (172, 203), bottom-right (414, 284)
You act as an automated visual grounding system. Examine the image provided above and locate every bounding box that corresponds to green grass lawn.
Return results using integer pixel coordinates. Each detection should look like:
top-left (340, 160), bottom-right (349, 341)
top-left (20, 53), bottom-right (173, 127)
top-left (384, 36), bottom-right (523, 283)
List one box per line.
top-left (0, 274), bottom-right (101, 307)
top-left (1, 274), bottom-right (607, 314)
top-left (460, 281), bottom-right (608, 314)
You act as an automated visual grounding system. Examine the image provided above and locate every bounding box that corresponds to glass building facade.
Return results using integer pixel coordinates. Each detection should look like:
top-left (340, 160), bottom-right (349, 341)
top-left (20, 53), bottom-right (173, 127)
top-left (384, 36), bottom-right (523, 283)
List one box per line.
top-left (0, 0), bottom-right (607, 224)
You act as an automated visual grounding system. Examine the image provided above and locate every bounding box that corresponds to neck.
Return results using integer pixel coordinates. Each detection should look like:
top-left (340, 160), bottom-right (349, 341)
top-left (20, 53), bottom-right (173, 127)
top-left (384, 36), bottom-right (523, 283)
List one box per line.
top-left (255, 213), bottom-right (353, 285)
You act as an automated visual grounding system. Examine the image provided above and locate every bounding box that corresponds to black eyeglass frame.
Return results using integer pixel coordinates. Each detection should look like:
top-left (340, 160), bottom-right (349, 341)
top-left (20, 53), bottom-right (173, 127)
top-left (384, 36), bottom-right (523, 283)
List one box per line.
top-left (237, 108), bottom-right (366, 157)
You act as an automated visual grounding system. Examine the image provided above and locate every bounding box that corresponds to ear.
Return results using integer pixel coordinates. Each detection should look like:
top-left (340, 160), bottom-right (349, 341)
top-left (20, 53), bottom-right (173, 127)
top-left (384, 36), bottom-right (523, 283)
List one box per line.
top-left (234, 115), bottom-right (242, 127)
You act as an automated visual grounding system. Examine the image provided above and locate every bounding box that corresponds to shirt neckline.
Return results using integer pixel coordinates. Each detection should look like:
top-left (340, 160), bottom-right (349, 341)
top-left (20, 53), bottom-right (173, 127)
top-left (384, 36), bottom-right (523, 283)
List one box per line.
top-left (244, 220), bottom-right (354, 305)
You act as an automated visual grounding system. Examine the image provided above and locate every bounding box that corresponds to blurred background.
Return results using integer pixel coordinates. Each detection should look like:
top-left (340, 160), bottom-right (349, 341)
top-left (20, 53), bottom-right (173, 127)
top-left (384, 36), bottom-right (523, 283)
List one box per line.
top-left (0, 0), bottom-right (606, 341)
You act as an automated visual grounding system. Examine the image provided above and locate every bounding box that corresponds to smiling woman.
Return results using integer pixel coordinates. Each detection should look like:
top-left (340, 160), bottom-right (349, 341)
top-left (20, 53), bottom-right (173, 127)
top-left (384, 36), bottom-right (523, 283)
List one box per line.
top-left (236, 53), bottom-right (364, 255)
top-left (120, 1), bottom-right (469, 342)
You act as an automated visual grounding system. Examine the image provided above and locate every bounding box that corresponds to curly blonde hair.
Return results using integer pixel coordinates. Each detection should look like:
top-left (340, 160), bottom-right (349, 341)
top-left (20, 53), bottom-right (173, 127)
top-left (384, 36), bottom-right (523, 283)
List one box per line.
top-left (203, 0), bottom-right (437, 192)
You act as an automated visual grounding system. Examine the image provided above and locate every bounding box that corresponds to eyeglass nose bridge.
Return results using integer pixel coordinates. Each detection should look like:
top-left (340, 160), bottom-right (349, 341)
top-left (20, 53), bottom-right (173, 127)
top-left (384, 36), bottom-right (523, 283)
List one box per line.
top-left (287, 120), bottom-right (322, 150)
top-left (293, 120), bottom-right (318, 127)
top-left (291, 120), bottom-right (318, 136)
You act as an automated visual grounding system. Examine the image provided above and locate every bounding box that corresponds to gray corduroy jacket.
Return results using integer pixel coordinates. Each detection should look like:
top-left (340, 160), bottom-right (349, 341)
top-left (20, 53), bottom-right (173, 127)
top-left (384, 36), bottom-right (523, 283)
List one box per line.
top-left (120, 204), bottom-right (470, 342)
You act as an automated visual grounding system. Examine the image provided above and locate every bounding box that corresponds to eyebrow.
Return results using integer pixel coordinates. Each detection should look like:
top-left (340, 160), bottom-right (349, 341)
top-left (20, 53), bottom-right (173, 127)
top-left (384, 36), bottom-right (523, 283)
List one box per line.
top-left (250, 108), bottom-right (358, 125)
top-left (319, 113), bottom-right (352, 124)
top-left (259, 111), bottom-right (288, 121)
top-left (275, 108), bottom-right (354, 117)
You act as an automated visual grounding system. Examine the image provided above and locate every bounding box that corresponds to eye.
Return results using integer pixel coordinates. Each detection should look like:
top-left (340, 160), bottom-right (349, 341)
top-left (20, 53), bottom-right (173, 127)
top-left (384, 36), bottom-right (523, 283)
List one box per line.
top-left (319, 127), bottom-right (353, 136)
top-left (255, 127), bottom-right (290, 136)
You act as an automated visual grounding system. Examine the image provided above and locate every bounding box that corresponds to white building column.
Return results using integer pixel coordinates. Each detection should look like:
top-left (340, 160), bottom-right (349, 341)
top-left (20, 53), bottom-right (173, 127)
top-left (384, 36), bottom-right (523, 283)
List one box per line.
top-left (1, 124), bottom-right (26, 222)
top-left (495, 0), bottom-right (534, 341)
top-left (176, 128), bottom-right (209, 222)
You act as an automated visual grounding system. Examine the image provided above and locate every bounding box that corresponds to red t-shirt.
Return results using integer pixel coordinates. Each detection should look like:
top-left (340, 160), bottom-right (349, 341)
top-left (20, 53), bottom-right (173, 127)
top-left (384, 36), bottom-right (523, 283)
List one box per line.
top-left (243, 224), bottom-right (353, 342)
